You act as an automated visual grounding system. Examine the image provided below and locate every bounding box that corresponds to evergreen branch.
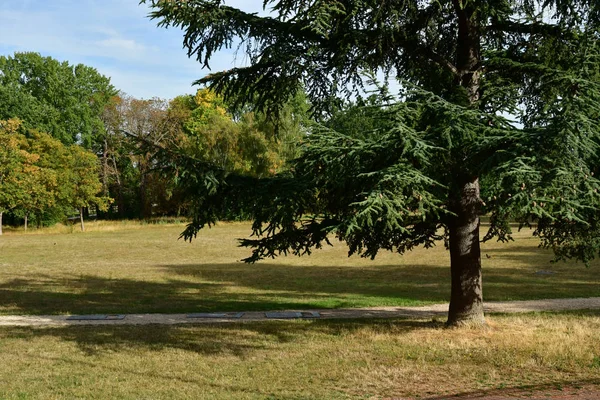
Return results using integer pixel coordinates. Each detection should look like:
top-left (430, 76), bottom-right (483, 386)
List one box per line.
top-left (486, 21), bottom-right (577, 39)
top-left (143, 0), bottom-right (460, 112)
top-left (414, 46), bottom-right (459, 77)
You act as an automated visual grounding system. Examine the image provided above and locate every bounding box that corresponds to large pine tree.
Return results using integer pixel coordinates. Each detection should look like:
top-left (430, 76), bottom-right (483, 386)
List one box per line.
top-left (144, 0), bottom-right (600, 325)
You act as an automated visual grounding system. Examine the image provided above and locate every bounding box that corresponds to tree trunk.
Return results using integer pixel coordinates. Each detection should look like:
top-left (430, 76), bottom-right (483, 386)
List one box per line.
top-left (79, 207), bottom-right (85, 232)
top-left (24, 214), bottom-right (28, 231)
top-left (0, 212), bottom-right (3, 236)
top-left (102, 139), bottom-right (109, 196)
top-left (444, 4), bottom-right (485, 327)
top-left (111, 154), bottom-right (126, 218)
top-left (139, 157), bottom-right (149, 219)
top-left (447, 178), bottom-right (485, 326)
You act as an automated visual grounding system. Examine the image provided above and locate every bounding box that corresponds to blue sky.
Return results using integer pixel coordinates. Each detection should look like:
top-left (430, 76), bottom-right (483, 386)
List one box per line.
top-left (0, 0), bottom-right (266, 100)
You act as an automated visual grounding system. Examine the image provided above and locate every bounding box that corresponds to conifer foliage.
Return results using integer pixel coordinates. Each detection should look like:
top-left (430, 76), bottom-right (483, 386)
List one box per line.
top-left (144, 0), bottom-right (600, 325)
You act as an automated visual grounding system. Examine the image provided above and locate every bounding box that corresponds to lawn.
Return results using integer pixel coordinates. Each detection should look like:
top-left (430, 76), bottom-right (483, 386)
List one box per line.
top-left (0, 312), bottom-right (599, 399)
top-left (0, 221), bottom-right (598, 316)
top-left (1, 222), bottom-right (599, 399)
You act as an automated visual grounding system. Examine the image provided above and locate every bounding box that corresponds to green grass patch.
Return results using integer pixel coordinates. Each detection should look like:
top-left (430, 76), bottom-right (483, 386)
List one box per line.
top-left (0, 222), bottom-right (598, 315)
top-left (0, 312), bottom-right (599, 399)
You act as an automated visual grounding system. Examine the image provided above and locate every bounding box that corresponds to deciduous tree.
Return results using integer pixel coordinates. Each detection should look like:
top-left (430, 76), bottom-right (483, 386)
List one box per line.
top-left (64, 145), bottom-right (111, 231)
top-left (0, 52), bottom-right (116, 147)
top-left (0, 119), bottom-right (30, 235)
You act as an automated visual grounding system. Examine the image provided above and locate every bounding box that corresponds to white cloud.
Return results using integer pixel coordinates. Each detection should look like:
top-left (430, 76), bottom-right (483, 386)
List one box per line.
top-left (97, 38), bottom-right (143, 52)
top-left (0, 0), bottom-right (267, 99)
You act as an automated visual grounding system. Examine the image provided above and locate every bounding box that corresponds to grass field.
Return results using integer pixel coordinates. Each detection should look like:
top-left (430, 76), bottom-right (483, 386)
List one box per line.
top-left (0, 221), bottom-right (598, 316)
top-left (1, 222), bottom-right (599, 399)
top-left (0, 312), bottom-right (599, 399)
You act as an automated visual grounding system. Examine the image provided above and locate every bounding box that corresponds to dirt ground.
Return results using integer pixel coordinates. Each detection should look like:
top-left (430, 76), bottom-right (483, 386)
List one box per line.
top-left (421, 384), bottom-right (600, 399)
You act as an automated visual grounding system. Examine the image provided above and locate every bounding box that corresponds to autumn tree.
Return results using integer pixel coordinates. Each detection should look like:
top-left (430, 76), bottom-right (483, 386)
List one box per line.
top-left (23, 128), bottom-right (108, 230)
top-left (0, 121), bottom-right (63, 231)
top-left (12, 153), bottom-right (57, 231)
top-left (173, 89), bottom-right (288, 176)
top-left (116, 96), bottom-right (180, 218)
top-left (98, 94), bottom-right (136, 218)
top-left (0, 119), bottom-right (30, 234)
top-left (98, 93), bottom-right (197, 219)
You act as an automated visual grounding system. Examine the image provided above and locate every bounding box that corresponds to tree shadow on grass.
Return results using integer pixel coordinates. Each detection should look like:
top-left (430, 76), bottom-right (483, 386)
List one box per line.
top-left (163, 259), bottom-right (599, 304)
top-left (0, 261), bottom-right (453, 315)
top-left (0, 272), bottom-right (345, 315)
top-left (1, 318), bottom-right (442, 357)
top-left (0, 254), bottom-right (597, 315)
top-left (4, 318), bottom-right (599, 398)
top-left (0, 319), bottom-right (443, 397)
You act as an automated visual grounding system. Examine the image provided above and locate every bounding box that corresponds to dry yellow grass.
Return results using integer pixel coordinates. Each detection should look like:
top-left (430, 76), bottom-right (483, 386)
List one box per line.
top-left (0, 221), bottom-right (598, 316)
top-left (1, 222), bottom-right (598, 398)
top-left (0, 312), bottom-right (598, 399)
top-left (1, 218), bottom-right (187, 235)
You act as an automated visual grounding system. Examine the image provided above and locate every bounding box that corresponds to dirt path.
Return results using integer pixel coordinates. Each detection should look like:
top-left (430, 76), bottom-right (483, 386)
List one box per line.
top-left (0, 297), bottom-right (598, 327)
top-left (422, 384), bottom-right (600, 399)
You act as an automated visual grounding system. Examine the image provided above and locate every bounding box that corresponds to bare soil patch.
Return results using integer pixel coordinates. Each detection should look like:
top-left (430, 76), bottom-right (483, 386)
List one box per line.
top-left (423, 384), bottom-right (600, 399)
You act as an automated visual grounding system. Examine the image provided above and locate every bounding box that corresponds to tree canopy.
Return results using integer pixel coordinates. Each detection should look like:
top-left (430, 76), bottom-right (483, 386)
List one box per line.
top-left (0, 119), bottom-right (109, 233)
top-left (0, 49), bottom-right (305, 229)
top-left (0, 52), bottom-right (116, 147)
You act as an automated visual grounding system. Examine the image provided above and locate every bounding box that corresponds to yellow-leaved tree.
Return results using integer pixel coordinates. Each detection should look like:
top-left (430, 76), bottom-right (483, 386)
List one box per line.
top-left (0, 119), bottom-right (36, 234)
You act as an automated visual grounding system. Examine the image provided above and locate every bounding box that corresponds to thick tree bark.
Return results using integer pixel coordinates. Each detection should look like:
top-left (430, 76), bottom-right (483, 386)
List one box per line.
top-left (0, 212), bottom-right (3, 236)
top-left (447, 178), bottom-right (485, 326)
top-left (79, 207), bottom-right (85, 232)
top-left (445, 3), bottom-right (485, 326)
top-left (24, 214), bottom-right (28, 231)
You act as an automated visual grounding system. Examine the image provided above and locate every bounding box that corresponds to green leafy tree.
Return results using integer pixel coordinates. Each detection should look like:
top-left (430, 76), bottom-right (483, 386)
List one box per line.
top-left (235, 90), bottom-right (312, 166)
top-left (175, 88), bottom-right (290, 177)
top-left (64, 145), bottom-right (111, 231)
top-left (156, 90), bottom-right (307, 219)
top-left (25, 127), bottom-right (74, 226)
top-left (182, 89), bottom-right (245, 171)
top-left (15, 130), bottom-right (66, 230)
top-left (145, 0), bottom-right (600, 326)
top-left (0, 119), bottom-right (30, 234)
top-left (12, 158), bottom-right (57, 231)
top-left (0, 52), bottom-right (116, 147)
top-left (24, 130), bottom-right (109, 230)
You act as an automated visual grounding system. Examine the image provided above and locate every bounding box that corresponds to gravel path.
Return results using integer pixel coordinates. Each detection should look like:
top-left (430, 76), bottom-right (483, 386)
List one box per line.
top-left (1, 297), bottom-right (599, 327)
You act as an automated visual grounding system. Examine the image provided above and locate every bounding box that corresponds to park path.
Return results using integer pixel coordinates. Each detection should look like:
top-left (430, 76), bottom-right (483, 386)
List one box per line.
top-left (0, 297), bottom-right (599, 327)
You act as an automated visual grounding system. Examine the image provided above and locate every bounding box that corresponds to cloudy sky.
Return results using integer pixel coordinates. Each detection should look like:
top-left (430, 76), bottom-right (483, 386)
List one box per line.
top-left (0, 0), bottom-right (267, 99)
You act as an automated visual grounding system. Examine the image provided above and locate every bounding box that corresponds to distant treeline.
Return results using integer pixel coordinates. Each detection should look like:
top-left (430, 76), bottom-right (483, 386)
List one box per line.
top-left (0, 52), bottom-right (310, 232)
